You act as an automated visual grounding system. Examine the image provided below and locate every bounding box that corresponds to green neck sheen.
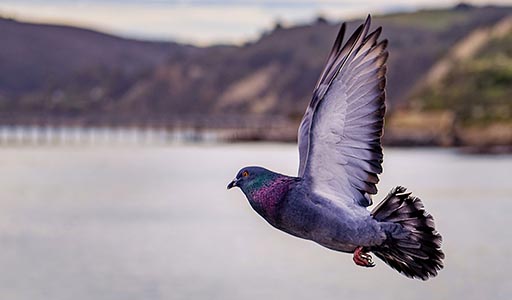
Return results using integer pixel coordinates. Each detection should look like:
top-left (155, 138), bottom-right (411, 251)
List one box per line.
top-left (245, 173), bottom-right (276, 194)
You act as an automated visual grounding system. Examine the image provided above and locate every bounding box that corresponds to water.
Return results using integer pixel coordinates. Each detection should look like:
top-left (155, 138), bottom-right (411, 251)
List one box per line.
top-left (0, 144), bottom-right (510, 300)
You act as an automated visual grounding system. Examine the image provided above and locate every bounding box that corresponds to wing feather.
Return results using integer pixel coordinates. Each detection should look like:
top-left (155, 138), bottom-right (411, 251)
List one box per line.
top-left (298, 19), bottom-right (370, 176)
top-left (297, 15), bottom-right (388, 207)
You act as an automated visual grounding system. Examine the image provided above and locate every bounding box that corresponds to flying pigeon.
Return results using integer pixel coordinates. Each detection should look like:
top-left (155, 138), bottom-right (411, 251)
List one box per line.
top-left (227, 15), bottom-right (444, 280)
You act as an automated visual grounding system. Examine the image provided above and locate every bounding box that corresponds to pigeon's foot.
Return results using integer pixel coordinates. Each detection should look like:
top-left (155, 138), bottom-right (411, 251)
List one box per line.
top-left (353, 247), bottom-right (375, 268)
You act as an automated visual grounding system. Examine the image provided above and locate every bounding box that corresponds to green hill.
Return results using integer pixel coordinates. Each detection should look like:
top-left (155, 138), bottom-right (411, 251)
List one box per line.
top-left (406, 16), bottom-right (512, 149)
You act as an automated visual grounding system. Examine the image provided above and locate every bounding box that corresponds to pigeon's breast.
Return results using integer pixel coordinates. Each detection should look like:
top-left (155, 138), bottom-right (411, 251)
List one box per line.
top-left (249, 177), bottom-right (296, 223)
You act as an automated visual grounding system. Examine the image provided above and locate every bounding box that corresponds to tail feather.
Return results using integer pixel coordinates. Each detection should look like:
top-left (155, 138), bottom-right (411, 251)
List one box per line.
top-left (371, 186), bottom-right (444, 280)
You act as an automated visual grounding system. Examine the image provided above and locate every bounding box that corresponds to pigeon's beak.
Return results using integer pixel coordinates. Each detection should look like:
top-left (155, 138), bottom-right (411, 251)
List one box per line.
top-left (227, 178), bottom-right (239, 190)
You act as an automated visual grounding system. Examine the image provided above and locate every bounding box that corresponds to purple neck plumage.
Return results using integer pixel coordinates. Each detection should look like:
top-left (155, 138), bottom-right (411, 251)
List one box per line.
top-left (246, 176), bottom-right (294, 222)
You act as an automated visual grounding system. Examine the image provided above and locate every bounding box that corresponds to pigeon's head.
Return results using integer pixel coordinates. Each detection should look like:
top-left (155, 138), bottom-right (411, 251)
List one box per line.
top-left (227, 166), bottom-right (275, 194)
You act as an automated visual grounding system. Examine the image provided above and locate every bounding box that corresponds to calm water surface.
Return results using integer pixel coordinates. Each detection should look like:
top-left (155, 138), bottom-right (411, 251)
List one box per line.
top-left (0, 144), bottom-right (510, 300)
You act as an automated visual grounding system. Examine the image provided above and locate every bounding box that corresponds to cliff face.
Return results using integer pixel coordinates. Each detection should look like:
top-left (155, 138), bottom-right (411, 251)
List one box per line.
top-left (0, 5), bottom-right (511, 132)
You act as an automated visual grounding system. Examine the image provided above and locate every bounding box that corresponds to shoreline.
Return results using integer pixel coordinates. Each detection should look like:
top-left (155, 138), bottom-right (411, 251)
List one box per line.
top-left (0, 124), bottom-right (510, 155)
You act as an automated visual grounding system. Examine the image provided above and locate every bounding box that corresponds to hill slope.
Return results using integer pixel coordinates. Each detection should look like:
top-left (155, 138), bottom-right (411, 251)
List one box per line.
top-left (0, 17), bottom-right (200, 120)
top-left (403, 15), bottom-right (512, 149)
top-left (0, 4), bottom-right (511, 135)
top-left (120, 5), bottom-right (512, 120)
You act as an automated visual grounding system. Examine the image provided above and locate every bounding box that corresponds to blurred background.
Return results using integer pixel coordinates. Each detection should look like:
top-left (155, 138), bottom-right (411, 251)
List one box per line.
top-left (0, 1), bottom-right (511, 299)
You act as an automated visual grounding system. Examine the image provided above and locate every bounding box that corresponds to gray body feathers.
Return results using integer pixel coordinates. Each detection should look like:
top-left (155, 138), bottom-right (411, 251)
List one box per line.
top-left (272, 179), bottom-right (386, 253)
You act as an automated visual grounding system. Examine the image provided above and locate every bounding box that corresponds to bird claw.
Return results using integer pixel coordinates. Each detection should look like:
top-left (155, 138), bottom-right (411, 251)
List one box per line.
top-left (353, 247), bottom-right (375, 268)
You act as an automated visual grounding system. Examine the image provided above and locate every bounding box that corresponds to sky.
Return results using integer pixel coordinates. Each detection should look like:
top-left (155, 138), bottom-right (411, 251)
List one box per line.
top-left (0, 0), bottom-right (511, 45)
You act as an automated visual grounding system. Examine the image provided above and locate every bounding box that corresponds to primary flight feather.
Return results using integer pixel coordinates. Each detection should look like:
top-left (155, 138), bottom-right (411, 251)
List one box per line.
top-left (227, 15), bottom-right (444, 280)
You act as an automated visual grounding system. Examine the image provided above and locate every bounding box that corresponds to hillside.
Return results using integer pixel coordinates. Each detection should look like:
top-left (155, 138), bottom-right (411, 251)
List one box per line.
top-left (0, 4), bottom-right (511, 147)
top-left (0, 16), bottom-right (201, 121)
top-left (401, 15), bottom-right (512, 150)
top-left (118, 5), bottom-right (512, 120)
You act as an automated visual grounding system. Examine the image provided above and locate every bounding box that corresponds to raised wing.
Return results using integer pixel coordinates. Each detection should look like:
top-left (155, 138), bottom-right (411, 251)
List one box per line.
top-left (297, 16), bottom-right (388, 207)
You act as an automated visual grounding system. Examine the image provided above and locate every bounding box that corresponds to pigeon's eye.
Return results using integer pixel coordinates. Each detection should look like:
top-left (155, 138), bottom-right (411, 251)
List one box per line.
top-left (242, 171), bottom-right (249, 177)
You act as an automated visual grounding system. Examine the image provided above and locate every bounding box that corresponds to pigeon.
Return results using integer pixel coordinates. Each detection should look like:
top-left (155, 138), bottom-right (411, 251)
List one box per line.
top-left (227, 15), bottom-right (444, 280)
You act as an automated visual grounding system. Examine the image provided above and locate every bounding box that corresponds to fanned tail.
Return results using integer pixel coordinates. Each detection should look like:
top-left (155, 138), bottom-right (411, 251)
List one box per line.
top-left (370, 186), bottom-right (444, 280)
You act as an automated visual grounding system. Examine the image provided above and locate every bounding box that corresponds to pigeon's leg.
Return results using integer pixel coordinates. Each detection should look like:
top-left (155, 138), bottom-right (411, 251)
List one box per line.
top-left (353, 247), bottom-right (375, 268)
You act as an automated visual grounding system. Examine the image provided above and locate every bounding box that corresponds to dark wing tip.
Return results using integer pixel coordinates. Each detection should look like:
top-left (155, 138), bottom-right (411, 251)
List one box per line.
top-left (379, 39), bottom-right (389, 50)
top-left (329, 22), bottom-right (346, 58)
top-left (373, 26), bottom-right (382, 38)
top-left (336, 22), bottom-right (347, 46)
top-left (364, 14), bottom-right (372, 27)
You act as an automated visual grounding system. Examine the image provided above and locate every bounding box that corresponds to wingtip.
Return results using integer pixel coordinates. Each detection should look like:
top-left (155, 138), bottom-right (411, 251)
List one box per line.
top-left (365, 14), bottom-right (372, 25)
top-left (360, 14), bottom-right (372, 36)
top-left (380, 38), bottom-right (389, 49)
top-left (334, 22), bottom-right (347, 47)
top-left (340, 22), bottom-right (346, 35)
